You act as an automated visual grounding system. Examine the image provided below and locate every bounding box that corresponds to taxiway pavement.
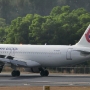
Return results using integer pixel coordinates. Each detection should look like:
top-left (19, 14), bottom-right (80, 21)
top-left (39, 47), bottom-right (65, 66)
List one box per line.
top-left (0, 73), bottom-right (90, 86)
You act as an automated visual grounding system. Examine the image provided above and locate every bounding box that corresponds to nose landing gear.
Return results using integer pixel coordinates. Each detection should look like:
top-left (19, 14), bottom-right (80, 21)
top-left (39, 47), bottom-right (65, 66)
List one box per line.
top-left (40, 69), bottom-right (49, 76)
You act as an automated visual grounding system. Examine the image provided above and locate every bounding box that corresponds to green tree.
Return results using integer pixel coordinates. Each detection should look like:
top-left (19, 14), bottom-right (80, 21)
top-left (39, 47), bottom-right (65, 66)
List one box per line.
top-left (4, 5), bottom-right (90, 46)
top-left (5, 14), bottom-right (34, 44)
top-left (0, 18), bottom-right (7, 43)
top-left (29, 14), bottom-right (46, 44)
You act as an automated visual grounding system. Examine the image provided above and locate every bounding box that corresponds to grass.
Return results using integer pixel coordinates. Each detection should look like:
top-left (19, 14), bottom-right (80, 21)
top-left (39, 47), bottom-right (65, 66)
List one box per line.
top-left (0, 86), bottom-right (90, 90)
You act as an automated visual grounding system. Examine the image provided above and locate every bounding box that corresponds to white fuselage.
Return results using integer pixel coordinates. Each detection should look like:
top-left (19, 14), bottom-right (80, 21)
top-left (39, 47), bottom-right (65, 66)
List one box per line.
top-left (0, 44), bottom-right (90, 67)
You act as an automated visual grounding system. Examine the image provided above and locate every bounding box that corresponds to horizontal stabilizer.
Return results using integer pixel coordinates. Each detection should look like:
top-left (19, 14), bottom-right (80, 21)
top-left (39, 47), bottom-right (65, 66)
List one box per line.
top-left (74, 50), bottom-right (90, 55)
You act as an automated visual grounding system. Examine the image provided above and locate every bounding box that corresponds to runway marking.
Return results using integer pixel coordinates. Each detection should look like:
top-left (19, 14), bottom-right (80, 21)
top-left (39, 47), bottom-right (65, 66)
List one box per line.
top-left (24, 84), bottom-right (28, 85)
top-left (69, 83), bottom-right (73, 85)
top-left (24, 83), bottom-right (30, 86)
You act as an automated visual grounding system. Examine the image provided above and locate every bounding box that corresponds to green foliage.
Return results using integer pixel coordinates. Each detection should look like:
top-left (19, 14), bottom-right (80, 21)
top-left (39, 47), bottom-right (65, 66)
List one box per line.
top-left (5, 15), bottom-right (33, 44)
top-left (50, 6), bottom-right (62, 16)
top-left (0, 5), bottom-right (90, 66)
top-left (0, 0), bottom-right (90, 24)
top-left (29, 14), bottom-right (46, 44)
top-left (0, 18), bottom-right (7, 43)
top-left (3, 5), bottom-right (90, 46)
top-left (0, 18), bottom-right (7, 27)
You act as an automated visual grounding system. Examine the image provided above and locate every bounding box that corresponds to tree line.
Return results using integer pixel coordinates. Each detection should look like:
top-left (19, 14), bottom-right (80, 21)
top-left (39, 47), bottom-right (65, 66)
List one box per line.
top-left (0, 5), bottom-right (90, 45)
top-left (0, 0), bottom-right (90, 24)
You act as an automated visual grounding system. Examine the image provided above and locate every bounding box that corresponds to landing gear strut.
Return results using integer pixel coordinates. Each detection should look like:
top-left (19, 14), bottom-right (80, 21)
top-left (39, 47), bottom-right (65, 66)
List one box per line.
top-left (0, 65), bottom-right (4, 73)
top-left (11, 70), bottom-right (20, 77)
top-left (40, 68), bottom-right (49, 76)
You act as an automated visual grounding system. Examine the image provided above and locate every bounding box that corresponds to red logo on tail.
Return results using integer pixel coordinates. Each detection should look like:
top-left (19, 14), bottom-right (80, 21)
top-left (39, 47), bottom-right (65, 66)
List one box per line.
top-left (85, 28), bottom-right (90, 43)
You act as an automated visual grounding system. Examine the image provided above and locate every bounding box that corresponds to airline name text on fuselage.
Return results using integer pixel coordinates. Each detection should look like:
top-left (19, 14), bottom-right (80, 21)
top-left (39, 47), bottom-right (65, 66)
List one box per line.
top-left (0, 47), bottom-right (18, 50)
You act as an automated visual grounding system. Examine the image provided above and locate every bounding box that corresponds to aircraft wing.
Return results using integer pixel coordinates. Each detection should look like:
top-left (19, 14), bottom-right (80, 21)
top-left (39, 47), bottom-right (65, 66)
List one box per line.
top-left (0, 56), bottom-right (41, 67)
top-left (0, 58), bottom-right (27, 67)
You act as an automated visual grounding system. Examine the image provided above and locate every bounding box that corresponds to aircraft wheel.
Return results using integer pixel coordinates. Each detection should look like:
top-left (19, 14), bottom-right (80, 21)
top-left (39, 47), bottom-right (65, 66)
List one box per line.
top-left (16, 70), bottom-right (20, 76)
top-left (12, 70), bottom-right (16, 77)
top-left (11, 70), bottom-right (20, 77)
top-left (44, 70), bottom-right (49, 76)
top-left (0, 67), bottom-right (3, 73)
top-left (40, 70), bottom-right (45, 76)
top-left (0, 65), bottom-right (4, 73)
top-left (40, 70), bottom-right (49, 76)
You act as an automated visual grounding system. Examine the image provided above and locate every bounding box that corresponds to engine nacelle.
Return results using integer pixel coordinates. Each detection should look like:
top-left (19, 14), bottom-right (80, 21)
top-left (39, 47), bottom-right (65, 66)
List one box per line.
top-left (25, 67), bottom-right (40, 73)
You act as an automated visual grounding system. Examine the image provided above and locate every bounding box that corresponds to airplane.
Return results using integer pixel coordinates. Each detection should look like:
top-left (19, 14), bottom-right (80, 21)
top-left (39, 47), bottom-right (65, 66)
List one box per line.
top-left (0, 24), bottom-right (90, 77)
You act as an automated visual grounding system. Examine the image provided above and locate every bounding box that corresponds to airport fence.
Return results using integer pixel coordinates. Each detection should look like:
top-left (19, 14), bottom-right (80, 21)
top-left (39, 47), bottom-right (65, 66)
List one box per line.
top-left (48, 67), bottom-right (90, 74)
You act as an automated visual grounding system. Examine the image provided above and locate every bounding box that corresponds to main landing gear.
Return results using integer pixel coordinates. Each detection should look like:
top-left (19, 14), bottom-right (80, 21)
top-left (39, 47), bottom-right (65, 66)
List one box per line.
top-left (0, 65), bottom-right (4, 73)
top-left (40, 68), bottom-right (49, 76)
top-left (11, 70), bottom-right (20, 77)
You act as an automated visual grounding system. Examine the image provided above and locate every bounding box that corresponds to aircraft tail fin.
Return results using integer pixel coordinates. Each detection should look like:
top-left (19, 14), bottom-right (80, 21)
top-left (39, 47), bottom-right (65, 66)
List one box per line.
top-left (75, 24), bottom-right (90, 47)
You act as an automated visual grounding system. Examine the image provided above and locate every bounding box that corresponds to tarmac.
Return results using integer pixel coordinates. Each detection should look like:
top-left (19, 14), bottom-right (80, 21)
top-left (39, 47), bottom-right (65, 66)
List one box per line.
top-left (0, 73), bottom-right (90, 86)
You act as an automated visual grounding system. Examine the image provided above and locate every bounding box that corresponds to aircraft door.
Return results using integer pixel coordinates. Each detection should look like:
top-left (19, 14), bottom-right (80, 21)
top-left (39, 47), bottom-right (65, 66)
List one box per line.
top-left (66, 48), bottom-right (73, 60)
